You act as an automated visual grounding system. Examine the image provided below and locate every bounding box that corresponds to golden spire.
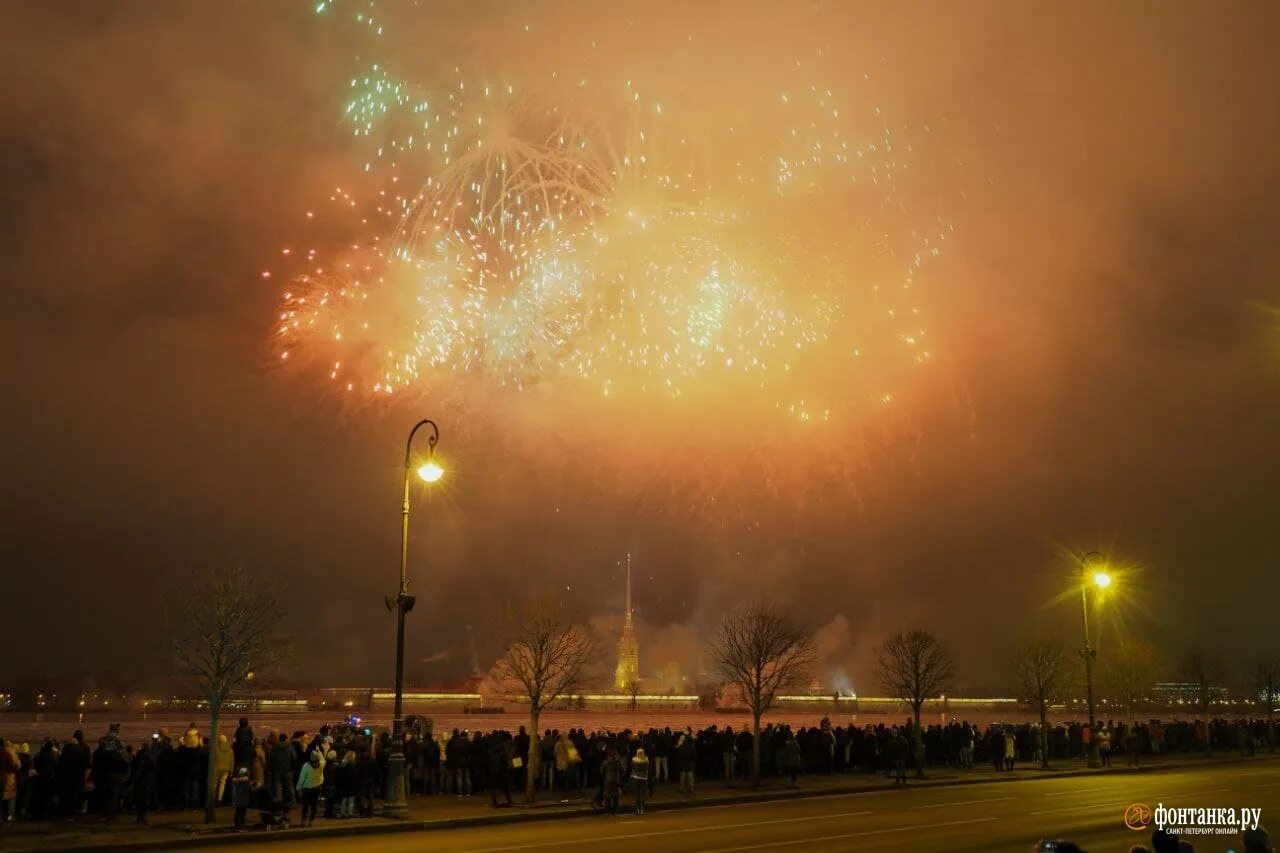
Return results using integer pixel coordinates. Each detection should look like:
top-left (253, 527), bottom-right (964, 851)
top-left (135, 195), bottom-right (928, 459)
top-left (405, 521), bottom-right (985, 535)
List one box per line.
top-left (615, 551), bottom-right (640, 690)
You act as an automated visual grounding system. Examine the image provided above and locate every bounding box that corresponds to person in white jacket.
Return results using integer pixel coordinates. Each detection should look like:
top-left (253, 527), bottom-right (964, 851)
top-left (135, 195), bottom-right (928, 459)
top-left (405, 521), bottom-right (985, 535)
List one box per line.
top-left (296, 752), bottom-right (325, 827)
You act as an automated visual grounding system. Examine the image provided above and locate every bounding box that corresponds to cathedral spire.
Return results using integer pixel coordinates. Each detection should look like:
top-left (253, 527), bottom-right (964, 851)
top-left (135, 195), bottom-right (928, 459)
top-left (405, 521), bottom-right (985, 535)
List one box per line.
top-left (615, 551), bottom-right (640, 690)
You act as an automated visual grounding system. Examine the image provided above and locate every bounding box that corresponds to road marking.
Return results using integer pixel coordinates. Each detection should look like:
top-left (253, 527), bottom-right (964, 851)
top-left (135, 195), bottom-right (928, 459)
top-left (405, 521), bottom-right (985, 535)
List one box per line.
top-left (774, 789), bottom-right (900, 800)
top-left (703, 816), bottom-right (999, 851)
top-left (910, 796), bottom-right (1014, 810)
top-left (1031, 799), bottom-right (1129, 816)
top-left (1030, 789), bottom-right (1230, 817)
top-left (1044, 786), bottom-right (1109, 797)
top-left (470, 810), bottom-right (874, 851)
top-left (682, 789), bottom-right (899, 812)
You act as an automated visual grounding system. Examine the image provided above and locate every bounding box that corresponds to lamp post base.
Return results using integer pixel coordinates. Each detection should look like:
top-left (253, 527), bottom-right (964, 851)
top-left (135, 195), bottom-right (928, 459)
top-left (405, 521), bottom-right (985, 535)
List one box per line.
top-left (382, 753), bottom-right (409, 818)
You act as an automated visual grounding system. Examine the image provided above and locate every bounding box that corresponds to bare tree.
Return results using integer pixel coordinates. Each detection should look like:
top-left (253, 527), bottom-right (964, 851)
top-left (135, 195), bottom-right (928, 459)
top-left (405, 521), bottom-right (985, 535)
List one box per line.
top-left (1102, 640), bottom-right (1161, 726)
top-left (1256, 655), bottom-right (1280, 753)
top-left (876, 628), bottom-right (956, 777)
top-left (1010, 637), bottom-right (1072, 768)
top-left (626, 678), bottom-right (642, 713)
top-left (1182, 652), bottom-right (1223, 755)
top-left (695, 682), bottom-right (721, 712)
top-left (491, 597), bottom-right (596, 802)
top-left (170, 565), bottom-right (288, 823)
top-left (707, 601), bottom-right (816, 787)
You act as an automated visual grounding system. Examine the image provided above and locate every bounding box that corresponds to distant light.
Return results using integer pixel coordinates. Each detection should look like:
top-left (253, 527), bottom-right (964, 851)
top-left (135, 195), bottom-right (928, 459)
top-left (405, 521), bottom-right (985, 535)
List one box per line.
top-left (1093, 572), bottom-right (1112, 589)
top-left (417, 460), bottom-right (444, 483)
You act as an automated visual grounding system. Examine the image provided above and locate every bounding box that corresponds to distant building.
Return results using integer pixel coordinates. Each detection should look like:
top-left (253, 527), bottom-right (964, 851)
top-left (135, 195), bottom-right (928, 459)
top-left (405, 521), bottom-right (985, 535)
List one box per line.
top-left (614, 554), bottom-right (640, 691)
top-left (1151, 681), bottom-right (1228, 705)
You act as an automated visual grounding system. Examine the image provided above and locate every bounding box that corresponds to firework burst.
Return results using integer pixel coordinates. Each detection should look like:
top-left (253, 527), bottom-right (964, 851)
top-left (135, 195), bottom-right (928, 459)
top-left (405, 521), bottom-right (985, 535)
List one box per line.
top-left (273, 11), bottom-right (949, 419)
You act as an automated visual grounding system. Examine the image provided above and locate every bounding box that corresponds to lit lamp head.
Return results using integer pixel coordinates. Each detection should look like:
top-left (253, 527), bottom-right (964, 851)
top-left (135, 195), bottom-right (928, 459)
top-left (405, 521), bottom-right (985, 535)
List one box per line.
top-left (1082, 550), bottom-right (1111, 590)
top-left (416, 460), bottom-right (444, 483)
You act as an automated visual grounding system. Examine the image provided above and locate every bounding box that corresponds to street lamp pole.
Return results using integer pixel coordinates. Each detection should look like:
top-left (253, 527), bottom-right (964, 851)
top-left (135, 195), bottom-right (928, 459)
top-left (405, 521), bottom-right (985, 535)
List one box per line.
top-left (383, 418), bottom-right (440, 817)
top-left (1080, 550), bottom-right (1104, 769)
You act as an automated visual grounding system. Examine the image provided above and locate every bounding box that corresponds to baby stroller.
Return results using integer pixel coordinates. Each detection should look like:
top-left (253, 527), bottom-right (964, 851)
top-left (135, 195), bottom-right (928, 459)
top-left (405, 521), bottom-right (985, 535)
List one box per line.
top-left (259, 782), bottom-right (292, 830)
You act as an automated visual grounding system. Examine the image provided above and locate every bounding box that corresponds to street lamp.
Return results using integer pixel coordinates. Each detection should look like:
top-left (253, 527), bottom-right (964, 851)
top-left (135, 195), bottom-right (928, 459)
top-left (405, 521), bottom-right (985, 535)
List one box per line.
top-left (1079, 551), bottom-right (1110, 769)
top-left (383, 419), bottom-right (442, 817)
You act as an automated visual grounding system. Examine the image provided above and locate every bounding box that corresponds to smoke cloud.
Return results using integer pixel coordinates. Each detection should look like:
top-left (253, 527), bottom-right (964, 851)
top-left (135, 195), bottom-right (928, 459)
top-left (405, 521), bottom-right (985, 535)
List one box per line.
top-left (2, 2), bottom-right (1279, 694)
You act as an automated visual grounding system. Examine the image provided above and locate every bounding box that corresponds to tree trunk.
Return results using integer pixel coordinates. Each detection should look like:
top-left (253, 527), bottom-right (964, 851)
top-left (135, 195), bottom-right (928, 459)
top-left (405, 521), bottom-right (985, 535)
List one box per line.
top-left (1039, 703), bottom-right (1050, 769)
top-left (525, 709), bottom-right (540, 803)
top-left (1203, 698), bottom-right (1213, 757)
top-left (751, 710), bottom-right (761, 788)
top-left (912, 703), bottom-right (925, 778)
top-left (1269, 702), bottom-right (1275, 753)
top-left (204, 703), bottom-right (220, 823)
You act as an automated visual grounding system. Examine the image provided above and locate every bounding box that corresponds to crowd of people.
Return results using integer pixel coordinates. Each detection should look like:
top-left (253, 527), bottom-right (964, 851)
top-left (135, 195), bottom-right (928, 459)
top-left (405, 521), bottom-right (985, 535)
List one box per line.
top-left (911, 715), bottom-right (1269, 770)
top-left (0, 714), bottom-right (1272, 832)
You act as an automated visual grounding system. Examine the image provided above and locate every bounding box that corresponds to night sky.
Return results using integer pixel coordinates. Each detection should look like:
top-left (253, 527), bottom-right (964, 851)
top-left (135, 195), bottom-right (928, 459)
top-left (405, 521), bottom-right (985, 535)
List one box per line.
top-left (2, 1), bottom-right (1278, 693)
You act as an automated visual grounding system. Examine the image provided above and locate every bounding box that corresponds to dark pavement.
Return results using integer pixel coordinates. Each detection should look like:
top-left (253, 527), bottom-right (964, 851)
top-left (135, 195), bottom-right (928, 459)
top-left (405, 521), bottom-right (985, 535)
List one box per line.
top-left (197, 759), bottom-right (1280, 853)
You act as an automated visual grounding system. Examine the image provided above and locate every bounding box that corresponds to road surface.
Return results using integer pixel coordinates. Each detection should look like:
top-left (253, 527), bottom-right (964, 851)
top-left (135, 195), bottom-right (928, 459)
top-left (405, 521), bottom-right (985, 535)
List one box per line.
top-left (203, 758), bottom-right (1280, 852)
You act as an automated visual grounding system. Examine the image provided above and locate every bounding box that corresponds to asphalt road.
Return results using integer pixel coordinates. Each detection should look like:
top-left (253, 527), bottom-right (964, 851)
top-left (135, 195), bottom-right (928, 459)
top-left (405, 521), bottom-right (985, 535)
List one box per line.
top-left (204, 759), bottom-right (1280, 853)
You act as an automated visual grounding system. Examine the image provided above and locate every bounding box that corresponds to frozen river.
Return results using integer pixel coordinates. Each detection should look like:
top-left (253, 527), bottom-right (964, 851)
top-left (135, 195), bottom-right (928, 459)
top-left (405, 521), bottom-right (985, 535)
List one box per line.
top-left (3, 705), bottom-right (1063, 745)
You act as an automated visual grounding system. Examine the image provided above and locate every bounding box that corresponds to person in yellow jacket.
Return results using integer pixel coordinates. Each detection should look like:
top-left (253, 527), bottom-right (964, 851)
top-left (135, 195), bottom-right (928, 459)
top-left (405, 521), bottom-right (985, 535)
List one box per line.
top-left (214, 733), bottom-right (234, 803)
top-left (554, 732), bottom-right (574, 794)
top-left (0, 739), bottom-right (19, 821)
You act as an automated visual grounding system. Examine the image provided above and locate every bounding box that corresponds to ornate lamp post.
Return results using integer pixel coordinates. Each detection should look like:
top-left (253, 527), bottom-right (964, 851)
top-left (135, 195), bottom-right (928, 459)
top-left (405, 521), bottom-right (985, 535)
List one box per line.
top-left (1079, 550), bottom-right (1111, 770)
top-left (383, 419), bottom-right (442, 817)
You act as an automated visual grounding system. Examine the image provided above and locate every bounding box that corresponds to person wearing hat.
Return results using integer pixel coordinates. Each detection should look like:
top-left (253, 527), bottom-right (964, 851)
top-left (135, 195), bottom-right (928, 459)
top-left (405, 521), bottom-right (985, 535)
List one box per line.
top-left (322, 750), bottom-right (339, 818)
top-left (296, 751), bottom-right (324, 827)
top-left (57, 730), bottom-right (90, 817)
top-left (231, 767), bottom-right (252, 830)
